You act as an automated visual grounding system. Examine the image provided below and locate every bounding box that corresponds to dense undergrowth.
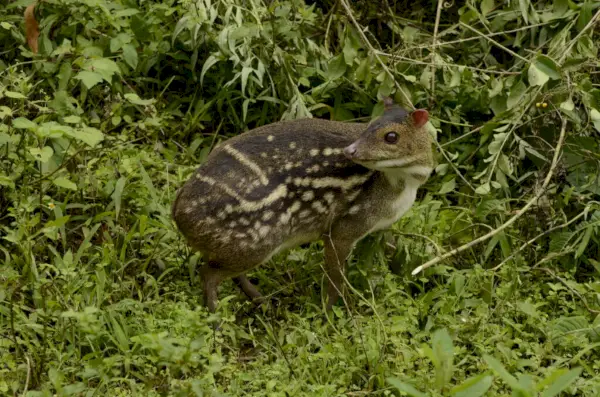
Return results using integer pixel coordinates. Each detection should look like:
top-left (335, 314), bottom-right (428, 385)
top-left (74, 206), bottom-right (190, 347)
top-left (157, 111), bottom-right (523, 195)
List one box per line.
top-left (1, 0), bottom-right (600, 395)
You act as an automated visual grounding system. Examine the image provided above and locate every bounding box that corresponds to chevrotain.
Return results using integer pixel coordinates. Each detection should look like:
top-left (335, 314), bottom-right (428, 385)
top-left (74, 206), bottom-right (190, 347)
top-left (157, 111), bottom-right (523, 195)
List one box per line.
top-left (172, 98), bottom-right (434, 312)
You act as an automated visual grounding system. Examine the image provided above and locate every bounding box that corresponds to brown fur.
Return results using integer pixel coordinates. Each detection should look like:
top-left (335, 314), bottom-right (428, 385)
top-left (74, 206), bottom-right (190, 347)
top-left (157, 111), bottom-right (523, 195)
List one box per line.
top-left (172, 101), bottom-right (434, 313)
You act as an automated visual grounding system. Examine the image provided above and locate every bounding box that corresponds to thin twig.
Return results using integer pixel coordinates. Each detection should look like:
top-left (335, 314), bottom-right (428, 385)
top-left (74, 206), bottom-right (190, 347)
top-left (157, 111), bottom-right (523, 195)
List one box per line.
top-left (490, 210), bottom-right (588, 271)
top-left (433, 139), bottom-right (475, 192)
top-left (559, 9), bottom-right (600, 64)
top-left (459, 22), bottom-right (530, 64)
top-left (338, 0), bottom-right (413, 108)
top-left (430, 0), bottom-right (445, 100)
top-left (375, 51), bottom-right (521, 75)
top-left (412, 117), bottom-right (568, 275)
top-left (22, 356), bottom-right (31, 396)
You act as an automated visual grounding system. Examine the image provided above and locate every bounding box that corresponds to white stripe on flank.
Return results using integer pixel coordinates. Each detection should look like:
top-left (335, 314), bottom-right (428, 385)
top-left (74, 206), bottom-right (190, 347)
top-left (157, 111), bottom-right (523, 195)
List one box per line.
top-left (197, 176), bottom-right (288, 211)
top-left (310, 173), bottom-right (373, 190)
top-left (223, 145), bottom-right (270, 185)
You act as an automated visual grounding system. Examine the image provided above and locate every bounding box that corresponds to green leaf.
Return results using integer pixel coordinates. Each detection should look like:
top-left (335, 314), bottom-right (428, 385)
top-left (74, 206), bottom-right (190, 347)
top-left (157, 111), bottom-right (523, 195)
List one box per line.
top-left (110, 32), bottom-right (132, 52)
top-left (483, 355), bottom-right (522, 391)
top-left (112, 177), bottom-right (127, 220)
top-left (122, 44), bottom-right (138, 69)
top-left (200, 54), bottom-right (220, 85)
top-left (438, 178), bottom-right (456, 194)
top-left (590, 108), bottom-right (600, 132)
top-left (540, 368), bottom-right (582, 397)
top-left (549, 231), bottom-right (573, 253)
top-left (13, 117), bottom-right (37, 129)
top-left (533, 56), bottom-right (561, 80)
top-left (63, 116), bottom-right (81, 124)
top-left (576, 1), bottom-right (593, 31)
top-left (451, 374), bottom-right (493, 397)
top-left (53, 177), bottom-right (77, 191)
top-left (4, 91), bottom-right (26, 99)
top-left (507, 81), bottom-right (527, 109)
top-left (77, 127), bottom-right (105, 147)
top-left (528, 64), bottom-right (550, 87)
top-left (326, 54), bottom-right (346, 80)
top-left (0, 106), bottom-right (12, 118)
top-left (560, 98), bottom-right (574, 111)
top-left (0, 132), bottom-right (10, 145)
top-left (480, 0), bottom-right (494, 16)
top-left (87, 58), bottom-right (121, 83)
top-left (575, 226), bottom-right (593, 258)
top-left (431, 328), bottom-right (454, 388)
top-left (387, 378), bottom-right (428, 397)
top-left (124, 93), bottom-right (155, 106)
top-left (29, 146), bottom-right (54, 163)
top-left (241, 66), bottom-right (252, 96)
top-left (75, 71), bottom-right (104, 89)
top-left (475, 182), bottom-right (491, 195)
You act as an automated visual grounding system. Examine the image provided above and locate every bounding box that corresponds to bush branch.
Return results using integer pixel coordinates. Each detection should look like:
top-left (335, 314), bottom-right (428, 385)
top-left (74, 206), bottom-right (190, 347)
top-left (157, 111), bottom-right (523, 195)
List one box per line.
top-left (412, 117), bottom-right (568, 275)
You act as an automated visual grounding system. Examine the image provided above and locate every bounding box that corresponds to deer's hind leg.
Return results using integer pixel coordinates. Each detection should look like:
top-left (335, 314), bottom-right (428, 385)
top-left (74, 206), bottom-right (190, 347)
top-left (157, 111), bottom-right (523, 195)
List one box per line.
top-left (233, 274), bottom-right (265, 305)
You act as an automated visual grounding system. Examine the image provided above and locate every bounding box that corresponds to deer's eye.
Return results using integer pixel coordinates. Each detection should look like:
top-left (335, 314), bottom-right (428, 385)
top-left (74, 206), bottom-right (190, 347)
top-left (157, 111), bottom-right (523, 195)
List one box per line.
top-left (384, 132), bottom-right (398, 144)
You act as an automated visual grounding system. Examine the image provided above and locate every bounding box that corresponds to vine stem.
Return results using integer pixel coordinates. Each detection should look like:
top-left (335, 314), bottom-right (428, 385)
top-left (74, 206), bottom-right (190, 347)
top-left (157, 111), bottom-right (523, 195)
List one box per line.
top-left (412, 117), bottom-right (568, 275)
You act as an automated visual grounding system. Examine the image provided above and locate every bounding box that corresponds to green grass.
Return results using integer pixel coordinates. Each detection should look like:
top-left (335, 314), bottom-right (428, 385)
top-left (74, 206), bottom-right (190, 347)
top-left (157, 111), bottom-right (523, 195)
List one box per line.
top-left (1, 0), bottom-right (600, 395)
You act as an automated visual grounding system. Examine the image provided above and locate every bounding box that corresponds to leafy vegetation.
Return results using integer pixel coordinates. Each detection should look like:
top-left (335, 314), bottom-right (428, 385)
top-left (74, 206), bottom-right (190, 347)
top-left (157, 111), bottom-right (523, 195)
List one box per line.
top-left (1, 0), bottom-right (600, 395)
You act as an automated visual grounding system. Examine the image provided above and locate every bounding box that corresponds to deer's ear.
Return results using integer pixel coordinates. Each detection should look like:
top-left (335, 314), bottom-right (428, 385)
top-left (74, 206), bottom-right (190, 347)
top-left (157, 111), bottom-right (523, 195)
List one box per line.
top-left (411, 109), bottom-right (429, 128)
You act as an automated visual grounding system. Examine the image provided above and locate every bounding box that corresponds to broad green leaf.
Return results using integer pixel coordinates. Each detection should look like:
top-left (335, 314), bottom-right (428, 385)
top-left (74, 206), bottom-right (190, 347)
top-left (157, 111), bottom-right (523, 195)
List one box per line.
top-left (4, 91), bottom-right (26, 99)
top-left (77, 127), bottom-right (104, 147)
top-left (13, 117), bottom-right (37, 129)
top-left (528, 64), bottom-right (550, 87)
top-left (475, 182), bottom-right (491, 195)
top-left (124, 93), bottom-right (155, 106)
top-left (560, 98), bottom-right (574, 111)
top-left (122, 44), bottom-right (138, 69)
top-left (326, 54), bottom-right (346, 80)
top-left (0, 132), bottom-right (10, 145)
top-left (576, 1), bottom-right (593, 31)
top-left (0, 173), bottom-right (14, 188)
top-left (29, 146), bottom-right (54, 163)
top-left (533, 55), bottom-right (561, 80)
top-left (110, 32), bottom-right (132, 52)
top-left (88, 58), bottom-right (121, 83)
top-left (483, 355), bottom-right (522, 391)
top-left (591, 108), bottom-right (600, 132)
top-left (53, 177), bottom-right (77, 190)
top-left (519, 0), bottom-right (529, 23)
top-left (540, 368), bottom-right (582, 397)
top-left (200, 54), bottom-right (220, 85)
top-left (451, 374), bottom-right (493, 397)
top-left (75, 71), bottom-right (104, 89)
top-left (575, 226), bottom-right (593, 258)
top-left (387, 378), bottom-right (428, 397)
top-left (63, 116), bottom-right (81, 124)
top-left (37, 122), bottom-right (73, 138)
top-left (241, 66), bottom-right (252, 96)
top-left (0, 106), bottom-right (12, 118)
top-left (438, 178), bottom-right (456, 194)
top-left (355, 57), bottom-right (370, 82)
top-left (432, 328), bottom-right (454, 388)
top-left (507, 81), bottom-right (526, 109)
top-left (549, 231), bottom-right (573, 253)
top-left (481, 0), bottom-right (494, 16)
top-left (112, 177), bottom-right (127, 220)
top-left (553, 0), bottom-right (568, 15)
